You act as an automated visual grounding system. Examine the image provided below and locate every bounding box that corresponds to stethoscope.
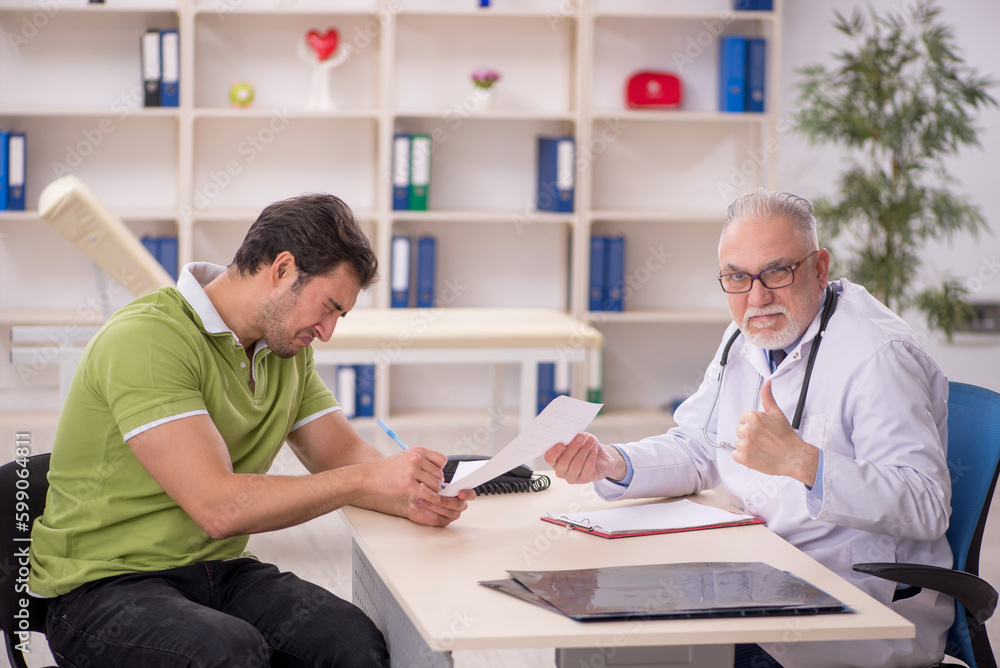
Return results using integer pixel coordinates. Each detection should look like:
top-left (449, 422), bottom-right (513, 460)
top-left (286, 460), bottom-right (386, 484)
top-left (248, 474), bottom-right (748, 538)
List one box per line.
top-left (704, 284), bottom-right (839, 450)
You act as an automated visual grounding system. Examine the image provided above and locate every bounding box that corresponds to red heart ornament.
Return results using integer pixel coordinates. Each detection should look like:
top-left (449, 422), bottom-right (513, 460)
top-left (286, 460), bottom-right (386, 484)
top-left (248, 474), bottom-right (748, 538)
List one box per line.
top-left (306, 29), bottom-right (338, 62)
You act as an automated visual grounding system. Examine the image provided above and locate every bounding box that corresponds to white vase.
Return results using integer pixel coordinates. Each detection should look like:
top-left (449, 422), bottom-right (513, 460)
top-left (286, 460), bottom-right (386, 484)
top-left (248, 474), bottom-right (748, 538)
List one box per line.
top-left (474, 87), bottom-right (494, 113)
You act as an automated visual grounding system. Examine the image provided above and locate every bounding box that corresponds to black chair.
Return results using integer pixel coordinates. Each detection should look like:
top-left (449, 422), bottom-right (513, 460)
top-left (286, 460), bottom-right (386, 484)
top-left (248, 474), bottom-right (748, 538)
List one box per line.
top-left (855, 381), bottom-right (1000, 668)
top-left (1, 453), bottom-right (54, 668)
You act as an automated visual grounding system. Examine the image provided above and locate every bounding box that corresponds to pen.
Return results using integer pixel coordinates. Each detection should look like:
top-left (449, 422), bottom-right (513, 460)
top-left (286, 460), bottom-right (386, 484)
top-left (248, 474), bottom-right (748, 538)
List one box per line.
top-left (376, 418), bottom-right (409, 450)
top-left (376, 418), bottom-right (447, 490)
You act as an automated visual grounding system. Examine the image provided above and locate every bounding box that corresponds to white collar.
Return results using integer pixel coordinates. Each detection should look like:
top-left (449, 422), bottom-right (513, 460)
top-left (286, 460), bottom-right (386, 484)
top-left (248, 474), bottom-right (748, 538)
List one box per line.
top-left (177, 262), bottom-right (233, 335)
top-left (177, 262), bottom-right (270, 357)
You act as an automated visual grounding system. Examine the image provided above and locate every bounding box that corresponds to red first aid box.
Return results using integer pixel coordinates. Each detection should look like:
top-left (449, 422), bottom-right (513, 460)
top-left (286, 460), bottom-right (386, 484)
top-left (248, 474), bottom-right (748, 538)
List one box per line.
top-left (626, 71), bottom-right (683, 109)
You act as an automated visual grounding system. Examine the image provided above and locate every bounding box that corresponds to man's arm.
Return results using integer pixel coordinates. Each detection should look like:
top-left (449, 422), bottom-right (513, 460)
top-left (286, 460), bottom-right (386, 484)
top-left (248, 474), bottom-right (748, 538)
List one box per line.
top-left (286, 410), bottom-right (473, 527)
top-left (128, 412), bottom-right (454, 539)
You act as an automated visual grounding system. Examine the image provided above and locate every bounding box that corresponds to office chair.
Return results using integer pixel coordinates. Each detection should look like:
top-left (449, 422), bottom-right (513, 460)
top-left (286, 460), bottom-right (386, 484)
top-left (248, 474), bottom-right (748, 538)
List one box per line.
top-left (855, 381), bottom-right (1000, 668)
top-left (1, 453), bottom-right (54, 668)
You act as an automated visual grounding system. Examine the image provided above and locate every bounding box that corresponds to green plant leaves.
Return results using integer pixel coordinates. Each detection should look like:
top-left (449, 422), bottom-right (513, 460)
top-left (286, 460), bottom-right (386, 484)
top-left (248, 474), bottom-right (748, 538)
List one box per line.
top-left (792, 0), bottom-right (997, 336)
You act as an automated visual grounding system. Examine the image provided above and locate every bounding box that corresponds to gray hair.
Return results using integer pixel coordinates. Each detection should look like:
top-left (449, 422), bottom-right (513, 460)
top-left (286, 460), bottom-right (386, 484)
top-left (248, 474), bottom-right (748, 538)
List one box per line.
top-left (720, 188), bottom-right (818, 254)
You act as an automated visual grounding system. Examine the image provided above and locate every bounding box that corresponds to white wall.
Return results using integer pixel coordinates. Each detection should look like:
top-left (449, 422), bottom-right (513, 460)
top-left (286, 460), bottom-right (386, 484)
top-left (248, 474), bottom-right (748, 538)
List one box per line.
top-left (780, 0), bottom-right (1000, 392)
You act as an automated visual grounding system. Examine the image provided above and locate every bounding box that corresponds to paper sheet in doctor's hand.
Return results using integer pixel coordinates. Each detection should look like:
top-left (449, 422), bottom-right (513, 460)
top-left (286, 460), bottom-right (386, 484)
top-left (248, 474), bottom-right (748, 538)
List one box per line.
top-left (439, 395), bottom-right (603, 498)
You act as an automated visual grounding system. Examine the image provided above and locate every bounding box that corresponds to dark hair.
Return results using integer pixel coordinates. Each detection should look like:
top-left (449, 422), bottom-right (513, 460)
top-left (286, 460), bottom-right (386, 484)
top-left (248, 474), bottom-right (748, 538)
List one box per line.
top-left (232, 194), bottom-right (378, 290)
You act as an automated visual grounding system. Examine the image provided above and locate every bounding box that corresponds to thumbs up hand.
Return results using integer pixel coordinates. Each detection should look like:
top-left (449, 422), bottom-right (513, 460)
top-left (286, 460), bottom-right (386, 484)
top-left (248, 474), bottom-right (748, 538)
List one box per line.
top-left (733, 381), bottom-right (819, 486)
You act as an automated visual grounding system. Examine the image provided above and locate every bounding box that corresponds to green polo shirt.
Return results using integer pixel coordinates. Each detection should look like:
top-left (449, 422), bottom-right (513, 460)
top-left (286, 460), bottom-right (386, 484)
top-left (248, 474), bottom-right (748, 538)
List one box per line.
top-left (29, 263), bottom-right (339, 597)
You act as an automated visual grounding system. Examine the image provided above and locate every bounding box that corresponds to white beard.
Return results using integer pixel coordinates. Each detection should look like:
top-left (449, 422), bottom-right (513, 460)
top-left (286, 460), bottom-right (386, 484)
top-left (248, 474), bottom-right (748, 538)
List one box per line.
top-left (741, 304), bottom-right (799, 349)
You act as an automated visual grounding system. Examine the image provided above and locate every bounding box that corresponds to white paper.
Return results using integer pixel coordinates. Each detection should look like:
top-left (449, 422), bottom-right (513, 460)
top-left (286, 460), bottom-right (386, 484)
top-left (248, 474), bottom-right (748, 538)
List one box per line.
top-left (440, 395), bottom-right (602, 497)
top-left (452, 459), bottom-right (489, 482)
top-left (546, 499), bottom-right (754, 535)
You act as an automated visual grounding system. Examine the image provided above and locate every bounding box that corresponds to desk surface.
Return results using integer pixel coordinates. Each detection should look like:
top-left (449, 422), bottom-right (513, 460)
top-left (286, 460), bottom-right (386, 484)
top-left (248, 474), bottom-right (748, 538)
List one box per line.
top-left (341, 478), bottom-right (914, 652)
top-left (313, 307), bottom-right (603, 350)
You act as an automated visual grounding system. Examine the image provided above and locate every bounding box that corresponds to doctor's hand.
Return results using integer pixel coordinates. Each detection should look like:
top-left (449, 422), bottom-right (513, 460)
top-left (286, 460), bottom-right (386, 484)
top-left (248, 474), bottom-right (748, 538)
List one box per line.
top-left (544, 432), bottom-right (626, 485)
top-left (733, 381), bottom-right (819, 487)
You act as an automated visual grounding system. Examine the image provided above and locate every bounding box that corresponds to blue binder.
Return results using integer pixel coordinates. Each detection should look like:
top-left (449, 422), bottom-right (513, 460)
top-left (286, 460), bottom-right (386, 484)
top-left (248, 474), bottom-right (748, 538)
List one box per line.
top-left (604, 235), bottom-right (625, 312)
top-left (391, 235), bottom-right (411, 308)
top-left (537, 362), bottom-right (555, 415)
top-left (537, 136), bottom-right (574, 213)
top-left (733, 0), bottom-right (772, 9)
top-left (392, 133), bottom-right (411, 210)
top-left (589, 236), bottom-right (606, 312)
top-left (159, 29), bottom-right (179, 107)
top-left (7, 132), bottom-right (26, 211)
top-left (159, 235), bottom-right (179, 281)
top-left (141, 235), bottom-right (160, 263)
top-left (416, 236), bottom-right (436, 308)
top-left (355, 364), bottom-right (375, 418)
top-left (718, 36), bottom-right (747, 113)
top-left (746, 38), bottom-right (766, 113)
top-left (0, 131), bottom-right (9, 212)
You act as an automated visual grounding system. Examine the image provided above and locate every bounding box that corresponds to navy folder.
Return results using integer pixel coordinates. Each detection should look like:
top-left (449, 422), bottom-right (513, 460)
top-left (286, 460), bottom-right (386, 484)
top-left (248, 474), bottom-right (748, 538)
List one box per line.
top-left (390, 235), bottom-right (411, 308)
top-left (604, 235), bottom-right (625, 312)
top-left (392, 133), bottom-right (411, 211)
top-left (746, 37), bottom-right (766, 113)
top-left (159, 236), bottom-right (179, 282)
top-left (6, 132), bottom-right (26, 211)
top-left (589, 236), bottom-right (606, 312)
top-left (536, 136), bottom-right (575, 213)
top-left (537, 362), bottom-right (555, 415)
top-left (354, 365), bottom-right (375, 418)
top-left (416, 236), bottom-right (436, 308)
top-left (718, 36), bottom-right (747, 113)
top-left (160, 30), bottom-right (180, 107)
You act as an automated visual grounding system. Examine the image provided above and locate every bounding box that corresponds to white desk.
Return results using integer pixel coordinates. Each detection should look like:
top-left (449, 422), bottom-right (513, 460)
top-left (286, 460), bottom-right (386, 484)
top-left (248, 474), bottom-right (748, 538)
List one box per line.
top-left (341, 478), bottom-right (914, 668)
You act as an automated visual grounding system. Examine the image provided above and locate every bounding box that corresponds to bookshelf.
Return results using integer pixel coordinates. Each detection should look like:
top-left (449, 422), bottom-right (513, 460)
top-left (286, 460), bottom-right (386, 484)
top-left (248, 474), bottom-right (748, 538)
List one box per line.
top-left (0, 0), bottom-right (781, 440)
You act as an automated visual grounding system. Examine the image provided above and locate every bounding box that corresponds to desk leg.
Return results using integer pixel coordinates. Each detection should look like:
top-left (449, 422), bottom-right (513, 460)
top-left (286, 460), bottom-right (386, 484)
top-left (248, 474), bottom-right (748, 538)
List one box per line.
top-left (352, 539), bottom-right (453, 668)
top-left (557, 644), bottom-right (734, 667)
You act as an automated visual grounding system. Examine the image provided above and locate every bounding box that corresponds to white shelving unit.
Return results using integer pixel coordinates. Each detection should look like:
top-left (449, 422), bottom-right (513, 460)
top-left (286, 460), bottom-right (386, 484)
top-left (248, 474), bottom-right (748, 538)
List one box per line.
top-left (0, 0), bottom-right (781, 436)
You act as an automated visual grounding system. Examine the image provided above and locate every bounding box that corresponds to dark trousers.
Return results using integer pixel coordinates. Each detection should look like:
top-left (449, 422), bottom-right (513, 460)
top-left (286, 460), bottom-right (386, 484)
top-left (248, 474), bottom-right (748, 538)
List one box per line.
top-left (734, 643), bottom-right (784, 668)
top-left (45, 558), bottom-right (388, 668)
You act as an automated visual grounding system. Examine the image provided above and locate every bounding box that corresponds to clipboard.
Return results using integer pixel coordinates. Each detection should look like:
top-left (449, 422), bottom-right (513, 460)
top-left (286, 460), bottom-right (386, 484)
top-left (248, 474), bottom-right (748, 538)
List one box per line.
top-left (542, 498), bottom-right (765, 539)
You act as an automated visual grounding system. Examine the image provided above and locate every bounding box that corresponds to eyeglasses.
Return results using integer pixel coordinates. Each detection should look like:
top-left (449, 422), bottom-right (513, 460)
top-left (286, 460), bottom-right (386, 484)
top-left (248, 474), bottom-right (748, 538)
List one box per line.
top-left (718, 250), bottom-right (818, 294)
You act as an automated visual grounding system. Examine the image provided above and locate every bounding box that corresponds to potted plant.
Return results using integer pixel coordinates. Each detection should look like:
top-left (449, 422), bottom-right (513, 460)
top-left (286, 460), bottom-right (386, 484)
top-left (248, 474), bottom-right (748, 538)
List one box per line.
top-left (793, 1), bottom-right (997, 339)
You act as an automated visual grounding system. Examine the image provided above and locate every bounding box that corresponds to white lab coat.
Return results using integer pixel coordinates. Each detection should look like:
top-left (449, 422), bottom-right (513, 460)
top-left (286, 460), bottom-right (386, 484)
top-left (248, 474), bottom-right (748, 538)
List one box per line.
top-left (595, 279), bottom-right (954, 668)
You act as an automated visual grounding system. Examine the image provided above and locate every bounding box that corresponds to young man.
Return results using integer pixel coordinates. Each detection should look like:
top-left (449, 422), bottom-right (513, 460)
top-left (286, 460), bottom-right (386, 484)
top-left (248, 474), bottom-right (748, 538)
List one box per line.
top-left (30, 194), bottom-right (474, 667)
top-left (545, 189), bottom-right (954, 668)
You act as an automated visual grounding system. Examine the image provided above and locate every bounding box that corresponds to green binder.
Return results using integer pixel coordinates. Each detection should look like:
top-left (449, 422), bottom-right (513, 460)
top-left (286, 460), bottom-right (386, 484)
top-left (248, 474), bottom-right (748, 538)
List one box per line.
top-left (408, 133), bottom-right (431, 211)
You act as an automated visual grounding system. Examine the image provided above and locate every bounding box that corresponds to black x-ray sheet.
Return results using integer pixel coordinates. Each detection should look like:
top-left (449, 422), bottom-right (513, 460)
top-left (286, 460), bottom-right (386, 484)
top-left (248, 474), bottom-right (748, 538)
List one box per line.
top-left (481, 561), bottom-right (852, 622)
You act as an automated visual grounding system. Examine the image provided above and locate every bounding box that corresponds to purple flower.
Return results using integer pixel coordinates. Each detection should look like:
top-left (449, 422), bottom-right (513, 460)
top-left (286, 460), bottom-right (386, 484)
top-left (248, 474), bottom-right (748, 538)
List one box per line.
top-left (471, 68), bottom-right (501, 89)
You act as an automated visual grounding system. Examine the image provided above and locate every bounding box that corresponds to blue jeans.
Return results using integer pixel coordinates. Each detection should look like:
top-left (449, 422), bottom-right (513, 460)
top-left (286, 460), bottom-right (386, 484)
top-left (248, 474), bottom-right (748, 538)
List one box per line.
top-left (44, 558), bottom-right (388, 668)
